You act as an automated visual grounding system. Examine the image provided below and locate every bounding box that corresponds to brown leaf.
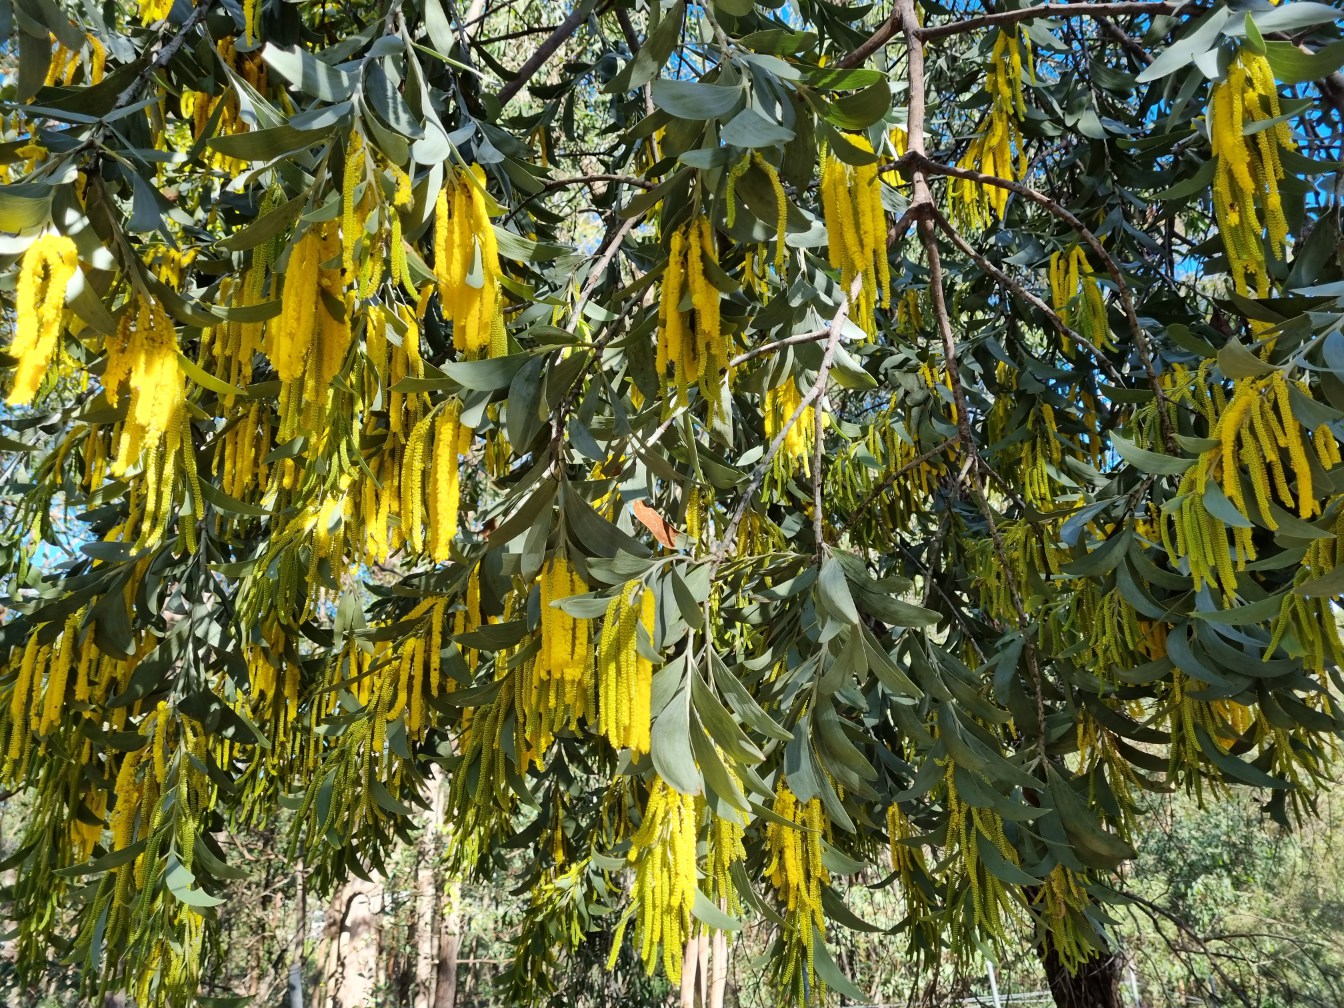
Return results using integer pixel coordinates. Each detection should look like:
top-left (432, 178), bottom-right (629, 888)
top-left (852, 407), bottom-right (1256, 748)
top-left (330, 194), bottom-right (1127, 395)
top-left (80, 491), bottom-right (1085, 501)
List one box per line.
top-left (631, 499), bottom-right (679, 549)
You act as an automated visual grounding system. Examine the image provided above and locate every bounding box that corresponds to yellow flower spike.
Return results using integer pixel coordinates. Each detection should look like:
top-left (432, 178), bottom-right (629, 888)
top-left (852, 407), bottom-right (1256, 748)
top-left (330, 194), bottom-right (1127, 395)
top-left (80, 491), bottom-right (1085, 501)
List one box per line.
top-left (1209, 48), bottom-right (1296, 299)
top-left (434, 165), bottom-right (505, 358)
top-left (428, 400), bottom-right (471, 563)
top-left (534, 555), bottom-right (592, 730)
top-left (596, 584), bottom-right (655, 753)
top-left (820, 135), bottom-right (888, 338)
top-left (952, 27), bottom-right (1030, 230)
top-left (8, 235), bottom-right (79, 405)
top-left (610, 777), bottom-right (700, 981)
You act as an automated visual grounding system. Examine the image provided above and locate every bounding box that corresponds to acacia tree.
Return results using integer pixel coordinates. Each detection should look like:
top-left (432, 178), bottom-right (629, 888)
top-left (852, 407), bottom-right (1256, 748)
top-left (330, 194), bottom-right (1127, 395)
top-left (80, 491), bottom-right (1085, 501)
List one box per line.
top-left (1, 0), bottom-right (1344, 1005)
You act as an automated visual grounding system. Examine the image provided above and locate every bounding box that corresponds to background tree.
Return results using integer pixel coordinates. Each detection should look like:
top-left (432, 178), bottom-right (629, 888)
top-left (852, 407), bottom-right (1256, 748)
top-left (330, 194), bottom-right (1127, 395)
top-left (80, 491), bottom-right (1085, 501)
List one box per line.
top-left (1, 0), bottom-right (1344, 1006)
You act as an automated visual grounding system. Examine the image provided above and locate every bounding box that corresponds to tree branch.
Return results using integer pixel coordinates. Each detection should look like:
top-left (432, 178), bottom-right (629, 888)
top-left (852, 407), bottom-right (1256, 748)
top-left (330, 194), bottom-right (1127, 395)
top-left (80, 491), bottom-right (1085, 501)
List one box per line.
top-left (930, 207), bottom-right (1128, 389)
top-left (497, 2), bottom-right (594, 108)
top-left (906, 152), bottom-right (1176, 449)
top-left (838, 1), bottom-right (1179, 66)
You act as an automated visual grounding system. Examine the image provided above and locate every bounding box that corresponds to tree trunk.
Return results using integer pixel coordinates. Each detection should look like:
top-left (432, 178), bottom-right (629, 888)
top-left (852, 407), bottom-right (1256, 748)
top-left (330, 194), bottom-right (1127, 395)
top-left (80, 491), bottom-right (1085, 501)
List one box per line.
top-left (431, 882), bottom-right (460, 1008)
top-left (319, 876), bottom-right (383, 1008)
top-left (708, 930), bottom-right (728, 1008)
top-left (1041, 946), bottom-right (1124, 1008)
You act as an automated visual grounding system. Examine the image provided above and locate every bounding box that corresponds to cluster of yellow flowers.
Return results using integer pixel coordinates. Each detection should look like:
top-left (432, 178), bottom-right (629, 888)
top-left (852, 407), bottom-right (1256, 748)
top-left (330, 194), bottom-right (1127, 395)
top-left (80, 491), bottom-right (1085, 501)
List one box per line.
top-left (656, 218), bottom-right (729, 408)
top-left (1210, 48), bottom-right (1294, 298)
top-left (1272, 509), bottom-right (1344, 673)
top-left (8, 235), bottom-right (79, 405)
top-left (539, 555), bottom-right (592, 696)
top-left (952, 27), bottom-right (1030, 229)
top-left (1048, 246), bottom-right (1112, 354)
top-left (1166, 370), bottom-right (1334, 600)
top-left (435, 164), bottom-right (506, 358)
top-left (941, 761), bottom-right (1027, 956)
top-left (612, 777), bottom-right (699, 982)
top-left (181, 42), bottom-right (267, 174)
top-left (820, 135), bottom-right (890, 338)
top-left (137, 0), bottom-right (174, 23)
top-left (596, 585), bottom-right (655, 754)
top-left (44, 33), bottom-right (106, 87)
top-left (764, 780), bottom-right (830, 1003)
top-left (726, 151), bottom-right (789, 273)
top-left (98, 251), bottom-right (202, 551)
top-left (763, 378), bottom-right (814, 491)
top-left (90, 704), bottom-right (214, 1008)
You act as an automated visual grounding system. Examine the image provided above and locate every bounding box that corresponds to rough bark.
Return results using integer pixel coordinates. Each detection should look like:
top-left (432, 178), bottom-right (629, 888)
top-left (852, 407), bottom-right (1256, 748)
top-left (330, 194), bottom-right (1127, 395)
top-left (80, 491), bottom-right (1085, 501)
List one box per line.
top-left (431, 884), bottom-right (460, 1008)
top-left (1041, 946), bottom-right (1125, 1008)
top-left (320, 876), bottom-right (383, 1008)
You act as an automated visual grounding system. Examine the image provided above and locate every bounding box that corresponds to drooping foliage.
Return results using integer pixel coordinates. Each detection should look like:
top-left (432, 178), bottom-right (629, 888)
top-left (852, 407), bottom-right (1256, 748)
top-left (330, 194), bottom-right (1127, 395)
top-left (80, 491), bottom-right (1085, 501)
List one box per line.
top-left (1, 0), bottom-right (1344, 1005)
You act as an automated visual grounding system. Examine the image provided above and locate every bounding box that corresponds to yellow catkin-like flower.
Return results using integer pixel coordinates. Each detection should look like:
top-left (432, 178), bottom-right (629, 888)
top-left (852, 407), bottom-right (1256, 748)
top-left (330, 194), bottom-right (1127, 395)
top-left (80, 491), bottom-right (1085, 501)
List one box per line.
top-left (763, 378), bottom-right (814, 488)
top-left (1048, 246), bottom-right (1111, 354)
top-left (656, 219), bottom-right (730, 409)
top-left (427, 400), bottom-right (471, 563)
top-left (951, 26), bottom-right (1030, 230)
top-left (105, 295), bottom-right (187, 481)
top-left (274, 228), bottom-right (322, 382)
top-left (596, 584), bottom-right (655, 754)
top-left (138, 0), bottom-right (174, 22)
top-left (610, 777), bottom-right (699, 982)
top-left (434, 165), bottom-right (505, 358)
top-left (7, 235), bottom-right (79, 404)
top-left (243, 0), bottom-right (261, 46)
top-left (763, 779), bottom-right (830, 1002)
top-left (1209, 48), bottom-right (1295, 299)
top-left (539, 556), bottom-right (592, 708)
top-left (820, 135), bottom-right (890, 338)
top-left (752, 152), bottom-right (790, 274)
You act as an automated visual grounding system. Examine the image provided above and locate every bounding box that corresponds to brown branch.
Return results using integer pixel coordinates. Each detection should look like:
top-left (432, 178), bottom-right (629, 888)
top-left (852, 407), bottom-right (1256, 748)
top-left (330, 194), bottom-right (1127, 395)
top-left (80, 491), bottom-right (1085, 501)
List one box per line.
top-left (497, 2), bottom-right (593, 108)
top-left (711, 282), bottom-right (859, 568)
top-left (838, 1), bottom-right (1178, 66)
top-left (895, 0), bottom-right (1051, 764)
top-left (727, 328), bottom-right (829, 369)
top-left (906, 152), bottom-right (1175, 448)
top-left (918, 2), bottom-right (1180, 41)
top-left (930, 207), bottom-right (1128, 388)
top-left (813, 275), bottom-right (865, 553)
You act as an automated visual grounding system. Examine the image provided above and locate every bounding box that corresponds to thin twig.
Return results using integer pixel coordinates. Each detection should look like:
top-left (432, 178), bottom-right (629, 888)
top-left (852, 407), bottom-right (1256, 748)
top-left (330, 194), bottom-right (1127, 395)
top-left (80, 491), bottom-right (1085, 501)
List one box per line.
top-left (907, 152), bottom-right (1175, 449)
top-left (930, 207), bottom-right (1127, 388)
top-left (727, 328), bottom-right (829, 369)
top-left (837, 437), bottom-right (958, 537)
top-left (837, 0), bottom-right (1179, 65)
top-left (711, 281), bottom-right (859, 568)
top-left (813, 275), bottom-right (865, 553)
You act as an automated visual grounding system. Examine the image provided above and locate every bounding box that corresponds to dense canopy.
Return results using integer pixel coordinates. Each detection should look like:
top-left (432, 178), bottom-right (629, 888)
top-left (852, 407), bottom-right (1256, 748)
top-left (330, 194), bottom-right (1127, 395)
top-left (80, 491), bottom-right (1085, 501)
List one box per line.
top-left (2, 0), bottom-right (1344, 1005)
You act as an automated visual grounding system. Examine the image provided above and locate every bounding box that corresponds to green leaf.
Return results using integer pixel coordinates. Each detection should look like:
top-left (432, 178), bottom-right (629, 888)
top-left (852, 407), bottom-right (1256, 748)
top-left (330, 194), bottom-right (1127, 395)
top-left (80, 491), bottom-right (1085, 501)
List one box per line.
top-left (651, 80), bottom-right (743, 120)
top-left (1046, 765), bottom-right (1137, 870)
top-left (824, 79), bottom-right (892, 130)
top-left (651, 673), bottom-right (701, 796)
top-left (606, 1), bottom-right (684, 92)
top-left (1193, 724), bottom-right (1291, 788)
top-left (1218, 339), bottom-right (1277, 380)
top-left (209, 125), bottom-right (331, 162)
top-left (722, 108), bottom-right (795, 148)
top-left (817, 555), bottom-right (859, 626)
top-left (692, 888), bottom-right (743, 931)
top-left (0, 182), bottom-right (52, 233)
top-left (436, 353), bottom-right (531, 391)
top-left (1264, 39), bottom-right (1344, 83)
top-left (1248, 2), bottom-right (1344, 36)
top-left (809, 929), bottom-right (868, 1001)
top-left (1110, 434), bottom-right (1194, 476)
top-left (260, 44), bottom-right (358, 102)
